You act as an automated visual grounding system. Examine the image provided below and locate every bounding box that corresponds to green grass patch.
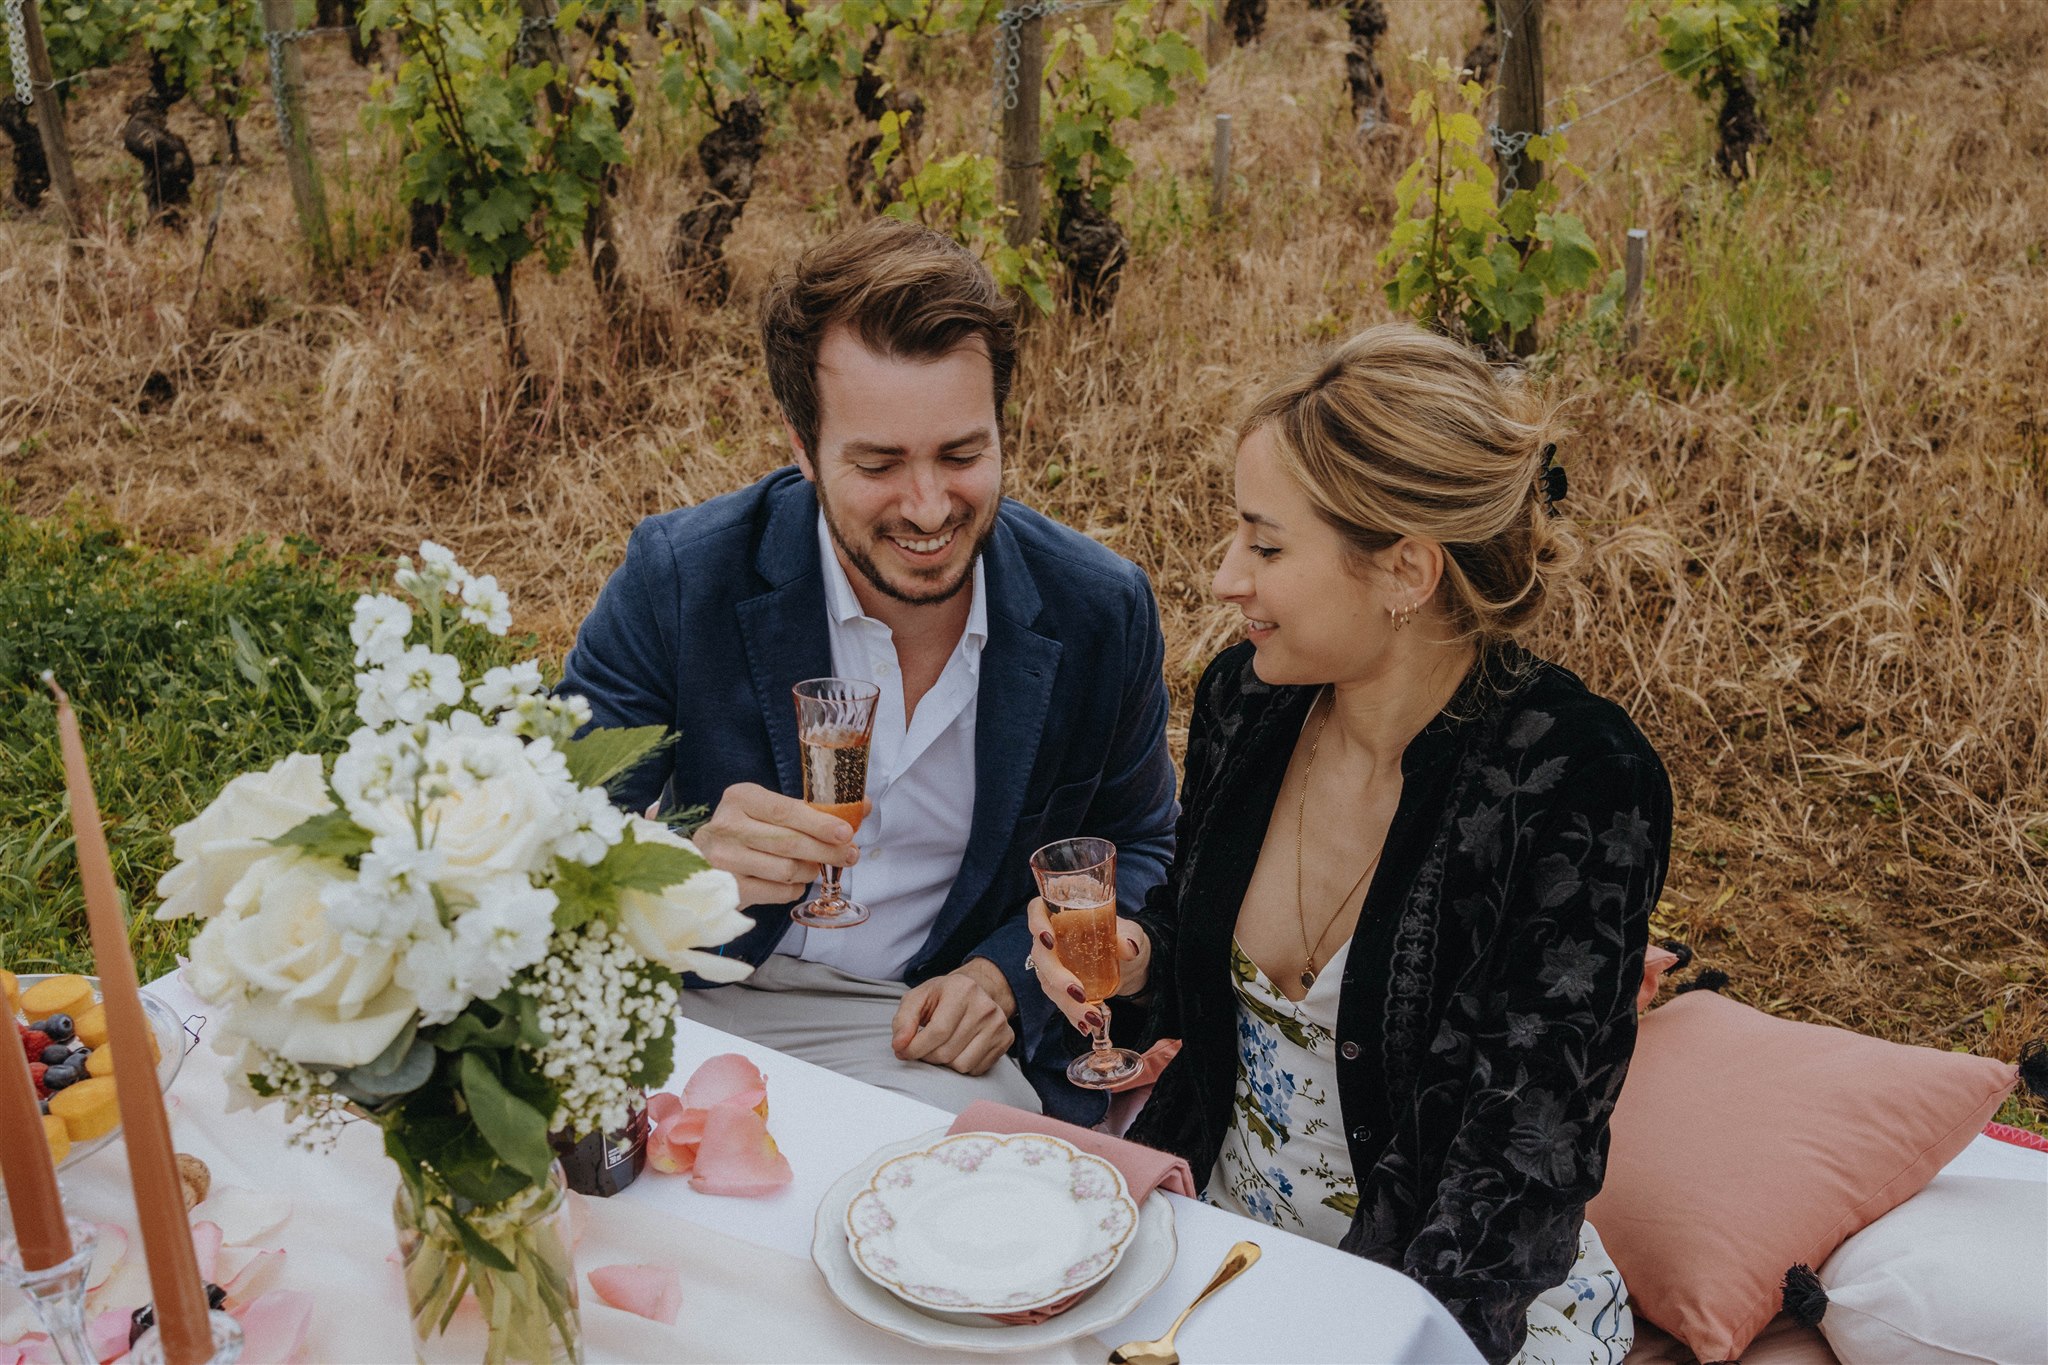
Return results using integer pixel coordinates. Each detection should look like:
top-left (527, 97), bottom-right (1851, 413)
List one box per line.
top-left (0, 503), bottom-right (523, 982)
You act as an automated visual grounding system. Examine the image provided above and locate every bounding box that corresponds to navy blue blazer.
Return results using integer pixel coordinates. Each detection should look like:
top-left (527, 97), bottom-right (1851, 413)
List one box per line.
top-left (558, 467), bottom-right (1178, 1120)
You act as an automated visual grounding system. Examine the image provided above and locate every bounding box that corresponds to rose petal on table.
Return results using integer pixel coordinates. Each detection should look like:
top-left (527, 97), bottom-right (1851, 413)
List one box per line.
top-left (220, 1246), bottom-right (284, 1300)
top-left (85, 1309), bottom-right (130, 1364)
top-left (0, 1334), bottom-right (50, 1365)
top-left (231, 1290), bottom-right (314, 1364)
top-left (587, 1264), bottom-right (682, 1326)
top-left (189, 1221), bottom-right (224, 1283)
top-left (0, 1306), bottom-right (41, 1351)
top-left (192, 1185), bottom-right (289, 1245)
top-left (680, 1053), bottom-right (768, 1115)
top-left (687, 1105), bottom-right (792, 1196)
top-left (86, 1223), bottom-right (128, 1291)
top-left (647, 1104), bottom-right (706, 1175)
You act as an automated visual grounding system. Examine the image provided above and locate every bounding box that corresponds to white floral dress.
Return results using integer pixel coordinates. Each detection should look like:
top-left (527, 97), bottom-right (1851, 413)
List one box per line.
top-left (1205, 940), bottom-right (1634, 1365)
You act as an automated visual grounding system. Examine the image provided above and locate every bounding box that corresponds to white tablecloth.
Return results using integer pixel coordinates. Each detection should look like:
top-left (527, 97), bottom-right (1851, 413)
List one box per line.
top-left (11, 971), bottom-right (1484, 1364)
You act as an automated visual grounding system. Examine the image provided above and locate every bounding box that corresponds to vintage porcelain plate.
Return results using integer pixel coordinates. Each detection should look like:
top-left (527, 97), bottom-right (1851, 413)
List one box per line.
top-left (844, 1130), bottom-right (1140, 1314)
top-left (17, 975), bottom-right (189, 1172)
top-left (816, 1129), bottom-right (1176, 1353)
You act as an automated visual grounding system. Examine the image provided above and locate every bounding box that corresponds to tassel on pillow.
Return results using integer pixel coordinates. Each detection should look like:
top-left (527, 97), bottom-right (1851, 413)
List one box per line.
top-left (2019, 1039), bottom-right (2047, 1098)
top-left (1660, 938), bottom-right (1694, 971)
top-left (1781, 1263), bottom-right (1828, 1328)
top-left (1674, 968), bottom-right (1730, 996)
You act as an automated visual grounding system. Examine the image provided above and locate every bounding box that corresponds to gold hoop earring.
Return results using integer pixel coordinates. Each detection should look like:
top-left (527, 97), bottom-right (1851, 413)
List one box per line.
top-left (1388, 602), bottom-right (1419, 631)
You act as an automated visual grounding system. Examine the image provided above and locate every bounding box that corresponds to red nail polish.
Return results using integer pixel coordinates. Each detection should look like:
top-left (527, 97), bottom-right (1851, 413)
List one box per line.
top-left (1083, 1012), bottom-right (1103, 1031)
top-left (1039, 930), bottom-right (1055, 948)
top-left (1067, 984), bottom-right (1087, 1003)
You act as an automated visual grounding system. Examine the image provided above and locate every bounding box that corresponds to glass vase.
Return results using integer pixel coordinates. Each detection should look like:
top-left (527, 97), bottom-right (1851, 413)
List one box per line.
top-left (393, 1162), bottom-right (582, 1365)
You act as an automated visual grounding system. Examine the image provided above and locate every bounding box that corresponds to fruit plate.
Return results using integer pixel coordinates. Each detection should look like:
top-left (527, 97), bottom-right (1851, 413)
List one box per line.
top-left (817, 1129), bottom-right (1174, 1353)
top-left (16, 974), bottom-right (191, 1172)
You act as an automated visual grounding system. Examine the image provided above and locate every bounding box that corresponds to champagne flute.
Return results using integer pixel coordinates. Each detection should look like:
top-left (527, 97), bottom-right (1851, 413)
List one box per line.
top-left (1030, 837), bottom-right (1143, 1089)
top-left (791, 678), bottom-right (880, 929)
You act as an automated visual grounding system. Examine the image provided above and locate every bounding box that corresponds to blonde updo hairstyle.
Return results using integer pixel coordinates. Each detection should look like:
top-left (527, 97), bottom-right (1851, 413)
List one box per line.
top-left (1241, 323), bottom-right (1579, 648)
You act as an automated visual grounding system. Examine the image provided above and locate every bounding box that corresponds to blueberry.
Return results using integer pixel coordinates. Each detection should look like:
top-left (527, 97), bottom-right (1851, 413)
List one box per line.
top-left (42, 1065), bottom-right (78, 1091)
top-left (26, 1019), bottom-right (52, 1034)
top-left (43, 1015), bottom-right (74, 1043)
top-left (40, 1044), bottom-right (70, 1067)
top-left (38, 1098), bottom-right (49, 1115)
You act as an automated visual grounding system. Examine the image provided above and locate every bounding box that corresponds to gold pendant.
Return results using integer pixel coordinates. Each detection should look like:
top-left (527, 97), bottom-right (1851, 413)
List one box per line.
top-left (1300, 967), bottom-right (1317, 990)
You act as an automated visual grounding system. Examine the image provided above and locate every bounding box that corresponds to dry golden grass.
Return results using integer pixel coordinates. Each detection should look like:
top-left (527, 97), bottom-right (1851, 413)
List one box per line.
top-left (2, 0), bottom-right (2042, 1102)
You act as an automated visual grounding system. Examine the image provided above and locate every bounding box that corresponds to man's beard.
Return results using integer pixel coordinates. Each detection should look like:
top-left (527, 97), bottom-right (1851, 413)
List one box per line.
top-left (816, 481), bottom-right (996, 608)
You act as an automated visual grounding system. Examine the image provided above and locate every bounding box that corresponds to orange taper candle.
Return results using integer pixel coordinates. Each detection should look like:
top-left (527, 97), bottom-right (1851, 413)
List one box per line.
top-left (43, 674), bottom-right (212, 1365)
top-left (0, 1004), bottom-right (71, 1270)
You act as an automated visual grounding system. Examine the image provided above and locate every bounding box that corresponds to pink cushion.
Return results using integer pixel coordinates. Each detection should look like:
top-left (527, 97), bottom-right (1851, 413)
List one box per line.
top-left (1587, 991), bottom-right (2018, 1363)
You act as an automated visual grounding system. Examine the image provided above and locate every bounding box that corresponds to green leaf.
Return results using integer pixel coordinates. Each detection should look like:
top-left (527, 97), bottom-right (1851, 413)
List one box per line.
top-left (269, 808), bottom-right (374, 860)
top-left (459, 1052), bottom-right (554, 1185)
top-left (433, 993), bottom-right (524, 1052)
top-left (599, 837), bottom-right (711, 892)
top-left (446, 1207), bottom-right (517, 1272)
top-left (559, 724), bottom-right (672, 791)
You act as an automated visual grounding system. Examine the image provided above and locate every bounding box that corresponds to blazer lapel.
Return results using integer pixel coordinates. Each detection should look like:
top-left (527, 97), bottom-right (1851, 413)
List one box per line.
top-left (734, 477), bottom-right (832, 798)
top-left (919, 520), bottom-right (1061, 961)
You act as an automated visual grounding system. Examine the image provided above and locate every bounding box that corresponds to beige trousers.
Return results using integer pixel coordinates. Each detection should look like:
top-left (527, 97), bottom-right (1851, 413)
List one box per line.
top-left (680, 954), bottom-right (1041, 1115)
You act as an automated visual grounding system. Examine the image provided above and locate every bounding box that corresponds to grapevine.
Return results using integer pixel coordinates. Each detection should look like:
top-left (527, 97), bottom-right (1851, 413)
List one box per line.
top-left (1377, 55), bottom-right (1600, 353)
top-left (363, 0), bottom-right (633, 368)
top-left (2, 0), bottom-right (133, 210)
top-left (1040, 0), bottom-right (1205, 311)
top-left (1629, 0), bottom-right (1780, 180)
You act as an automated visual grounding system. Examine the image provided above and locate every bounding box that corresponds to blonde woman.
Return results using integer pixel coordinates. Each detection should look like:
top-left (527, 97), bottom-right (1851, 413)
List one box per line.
top-left (1028, 324), bottom-right (1666, 1364)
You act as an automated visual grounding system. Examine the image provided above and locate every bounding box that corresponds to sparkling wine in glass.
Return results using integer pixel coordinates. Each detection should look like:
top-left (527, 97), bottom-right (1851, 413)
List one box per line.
top-left (1030, 836), bottom-right (1143, 1089)
top-left (791, 678), bottom-right (880, 929)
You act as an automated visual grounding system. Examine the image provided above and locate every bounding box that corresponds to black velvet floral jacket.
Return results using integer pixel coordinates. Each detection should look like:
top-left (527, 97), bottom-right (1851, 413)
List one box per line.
top-left (1126, 642), bottom-right (1671, 1364)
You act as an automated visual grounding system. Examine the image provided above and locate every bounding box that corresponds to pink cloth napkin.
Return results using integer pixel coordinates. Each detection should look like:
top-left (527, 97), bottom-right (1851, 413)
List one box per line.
top-left (948, 1099), bottom-right (1196, 1199)
top-left (947, 1100), bottom-right (1195, 1324)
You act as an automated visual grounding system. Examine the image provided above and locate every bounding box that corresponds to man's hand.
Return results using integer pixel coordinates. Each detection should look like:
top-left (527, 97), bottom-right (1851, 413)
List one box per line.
top-left (1025, 897), bottom-right (1149, 1033)
top-left (890, 960), bottom-right (1016, 1076)
top-left (693, 782), bottom-right (865, 909)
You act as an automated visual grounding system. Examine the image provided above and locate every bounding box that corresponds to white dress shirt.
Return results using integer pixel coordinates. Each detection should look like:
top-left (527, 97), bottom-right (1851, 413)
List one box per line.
top-left (775, 512), bottom-right (987, 981)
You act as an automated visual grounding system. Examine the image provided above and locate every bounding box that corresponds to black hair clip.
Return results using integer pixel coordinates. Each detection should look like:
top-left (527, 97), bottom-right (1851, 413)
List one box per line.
top-left (1537, 443), bottom-right (1568, 516)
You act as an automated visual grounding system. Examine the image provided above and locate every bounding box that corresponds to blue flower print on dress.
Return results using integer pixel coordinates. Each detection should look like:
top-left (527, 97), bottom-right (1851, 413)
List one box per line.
top-left (1237, 1014), bottom-right (1296, 1137)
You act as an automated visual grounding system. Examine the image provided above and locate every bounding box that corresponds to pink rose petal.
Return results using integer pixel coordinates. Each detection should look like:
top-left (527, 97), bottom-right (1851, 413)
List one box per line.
top-left (647, 1105), bottom-right (706, 1175)
top-left (220, 1247), bottom-right (284, 1300)
top-left (86, 1308), bottom-right (131, 1363)
top-left (0, 1336), bottom-right (46, 1365)
top-left (230, 1291), bottom-right (313, 1365)
top-left (645, 1091), bottom-right (685, 1124)
top-left (587, 1263), bottom-right (682, 1326)
top-left (85, 1223), bottom-right (128, 1292)
top-left (687, 1105), bottom-right (792, 1196)
top-left (189, 1222), bottom-right (224, 1284)
top-left (191, 1186), bottom-right (288, 1246)
top-left (680, 1054), bottom-right (768, 1115)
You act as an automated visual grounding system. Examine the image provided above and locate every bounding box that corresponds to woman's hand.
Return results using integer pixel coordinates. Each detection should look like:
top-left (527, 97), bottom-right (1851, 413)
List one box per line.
top-left (1024, 897), bottom-right (1151, 1033)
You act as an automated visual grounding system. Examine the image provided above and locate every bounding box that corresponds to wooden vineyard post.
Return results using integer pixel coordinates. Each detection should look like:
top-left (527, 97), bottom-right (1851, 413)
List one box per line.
top-left (258, 0), bottom-right (333, 271)
top-left (11, 0), bottom-right (85, 238)
top-left (1494, 0), bottom-right (1543, 354)
top-left (1622, 227), bottom-right (1648, 351)
top-left (1209, 113), bottom-right (1232, 219)
top-left (997, 2), bottom-right (1044, 248)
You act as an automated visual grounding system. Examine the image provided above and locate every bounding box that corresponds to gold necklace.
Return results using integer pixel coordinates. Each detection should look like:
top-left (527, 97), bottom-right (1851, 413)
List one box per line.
top-left (1294, 687), bottom-right (1384, 991)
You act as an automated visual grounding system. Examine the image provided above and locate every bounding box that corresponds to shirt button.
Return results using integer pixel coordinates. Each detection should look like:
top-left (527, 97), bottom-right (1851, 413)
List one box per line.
top-left (1350, 1125), bottom-right (1370, 1144)
top-left (1339, 1041), bottom-right (1360, 1061)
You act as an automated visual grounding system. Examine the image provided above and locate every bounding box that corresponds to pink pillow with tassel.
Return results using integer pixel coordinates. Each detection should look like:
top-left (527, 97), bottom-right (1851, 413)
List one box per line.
top-left (1587, 991), bottom-right (2038, 1364)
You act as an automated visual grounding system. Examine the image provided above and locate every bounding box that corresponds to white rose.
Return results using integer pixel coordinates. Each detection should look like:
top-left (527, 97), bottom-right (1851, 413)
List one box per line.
top-left (193, 853), bottom-right (418, 1068)
top-left (156, 753), bottom-right (335, 922)
top-left (350, 730), bottom-right (573, 891)
top-left (615, 822), bottom-right (753, 980)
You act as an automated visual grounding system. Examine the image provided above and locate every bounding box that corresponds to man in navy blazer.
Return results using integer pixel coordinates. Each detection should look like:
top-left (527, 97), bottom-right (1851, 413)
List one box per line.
top-left (558, 220), bottom-right (1175, 1122)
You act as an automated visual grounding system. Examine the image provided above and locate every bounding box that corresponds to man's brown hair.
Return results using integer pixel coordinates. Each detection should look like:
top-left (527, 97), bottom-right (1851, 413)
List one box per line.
top-left (761, 218), bottom-right (1018, 461)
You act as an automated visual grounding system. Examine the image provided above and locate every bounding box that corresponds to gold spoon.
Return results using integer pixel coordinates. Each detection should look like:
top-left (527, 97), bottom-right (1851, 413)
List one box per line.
top-left (1107, 1240), bottom-right (1262, 1365)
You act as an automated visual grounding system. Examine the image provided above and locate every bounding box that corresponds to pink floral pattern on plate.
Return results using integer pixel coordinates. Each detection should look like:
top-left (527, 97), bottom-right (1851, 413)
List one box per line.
top-left (844, 1132), bottom-right (1139, 1315)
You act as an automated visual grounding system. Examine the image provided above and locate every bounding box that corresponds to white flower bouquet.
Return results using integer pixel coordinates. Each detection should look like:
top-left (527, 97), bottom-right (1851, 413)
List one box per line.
top-left (155, 543), bottom-right (751, 1363)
